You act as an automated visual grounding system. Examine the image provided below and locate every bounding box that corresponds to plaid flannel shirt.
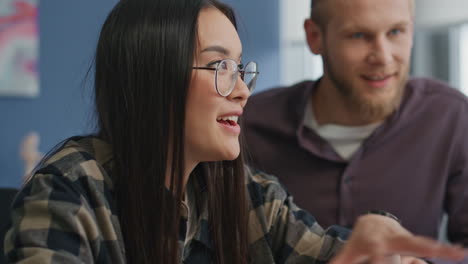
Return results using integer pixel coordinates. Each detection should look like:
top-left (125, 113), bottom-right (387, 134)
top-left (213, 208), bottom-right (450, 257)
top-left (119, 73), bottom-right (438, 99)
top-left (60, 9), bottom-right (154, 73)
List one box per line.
top-left (4, 136), bottom-right (349, 263)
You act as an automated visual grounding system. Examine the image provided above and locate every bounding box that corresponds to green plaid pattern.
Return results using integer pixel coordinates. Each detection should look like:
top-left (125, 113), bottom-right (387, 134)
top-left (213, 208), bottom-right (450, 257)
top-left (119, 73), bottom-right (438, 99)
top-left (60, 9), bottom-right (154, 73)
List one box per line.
top-left (4, 137), bottom-right (348, 263)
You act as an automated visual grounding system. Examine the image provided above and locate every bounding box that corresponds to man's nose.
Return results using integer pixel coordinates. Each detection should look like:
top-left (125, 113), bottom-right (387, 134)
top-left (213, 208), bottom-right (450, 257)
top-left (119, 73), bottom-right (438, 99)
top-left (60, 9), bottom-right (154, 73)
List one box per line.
top-left (367, 36), bottom-right (393, 65)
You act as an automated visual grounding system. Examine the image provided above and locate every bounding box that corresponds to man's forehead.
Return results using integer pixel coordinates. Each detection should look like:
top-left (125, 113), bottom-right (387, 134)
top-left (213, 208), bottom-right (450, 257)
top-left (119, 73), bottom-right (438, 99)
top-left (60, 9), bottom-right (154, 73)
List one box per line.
top-left (319, 0), bottom-right (413, 12)
top-left (326, 0), bottom-right (413, 26)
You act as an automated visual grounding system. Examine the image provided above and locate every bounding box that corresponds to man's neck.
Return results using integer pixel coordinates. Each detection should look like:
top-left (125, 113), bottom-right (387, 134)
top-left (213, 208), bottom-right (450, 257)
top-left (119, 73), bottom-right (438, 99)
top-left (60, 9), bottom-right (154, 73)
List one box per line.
top-left (312, 77), bottom-right (387, 126)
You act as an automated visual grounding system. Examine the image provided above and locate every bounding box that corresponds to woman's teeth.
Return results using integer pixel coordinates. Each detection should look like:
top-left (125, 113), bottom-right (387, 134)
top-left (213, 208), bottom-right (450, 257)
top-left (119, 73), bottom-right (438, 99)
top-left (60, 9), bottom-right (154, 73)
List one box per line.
top-left (217, 116), bottom-right (238, 123)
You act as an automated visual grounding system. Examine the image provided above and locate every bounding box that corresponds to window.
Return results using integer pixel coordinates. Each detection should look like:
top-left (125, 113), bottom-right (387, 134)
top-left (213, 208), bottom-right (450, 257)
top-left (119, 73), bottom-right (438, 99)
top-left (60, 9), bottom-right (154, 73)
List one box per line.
top-left (460, 23), bottom-right (468, 94)
top-left (279, 0), bottom-right (323, 86)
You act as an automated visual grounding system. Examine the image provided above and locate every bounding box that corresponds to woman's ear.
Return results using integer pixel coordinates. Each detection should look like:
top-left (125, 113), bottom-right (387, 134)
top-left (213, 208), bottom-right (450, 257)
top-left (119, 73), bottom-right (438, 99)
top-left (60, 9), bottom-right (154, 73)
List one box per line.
top-left (304, 18), bottom-right (324, 55)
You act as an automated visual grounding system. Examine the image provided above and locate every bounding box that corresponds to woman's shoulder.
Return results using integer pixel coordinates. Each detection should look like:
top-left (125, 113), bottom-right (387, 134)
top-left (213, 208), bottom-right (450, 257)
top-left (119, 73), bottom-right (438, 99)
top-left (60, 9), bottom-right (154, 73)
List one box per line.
top-left (19, 136), bottom-right (115, 208)
top-left (245, 166), bottom-right (289, 208)
top-left (6, 136), bottom-right (123, 263)
top-left (245, 166), bottom-right (286, 190)
top-left (34, 136), bottom-right (113, 187)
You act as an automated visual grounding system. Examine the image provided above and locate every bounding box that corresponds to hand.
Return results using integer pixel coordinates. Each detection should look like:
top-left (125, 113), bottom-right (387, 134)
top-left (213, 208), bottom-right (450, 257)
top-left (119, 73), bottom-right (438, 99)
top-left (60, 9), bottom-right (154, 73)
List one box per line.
top-left (401, 256), bottom-right (428, 264)
top-left (329, 214), bottom-right (466, 264)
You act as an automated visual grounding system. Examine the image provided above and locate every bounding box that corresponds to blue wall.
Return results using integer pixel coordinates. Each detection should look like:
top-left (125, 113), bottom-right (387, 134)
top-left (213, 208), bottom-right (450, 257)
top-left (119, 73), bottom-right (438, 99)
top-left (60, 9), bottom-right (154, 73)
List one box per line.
top-left (0, 0), bottom-right (280, 187)
top-left (224, 0), bottom-right (280, 92)
top-left (0, 0), bottom-right (117, 187)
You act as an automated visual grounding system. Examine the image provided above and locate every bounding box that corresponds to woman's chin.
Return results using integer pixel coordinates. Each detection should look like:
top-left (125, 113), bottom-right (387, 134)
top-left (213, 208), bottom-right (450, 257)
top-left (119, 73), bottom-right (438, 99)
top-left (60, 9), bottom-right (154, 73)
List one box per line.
top-left (198, 144), bottom-right (240, 163)
top-left (216, 147), bottom-right (240, 161)
top-left (227, 146), bottom-right (241, 160)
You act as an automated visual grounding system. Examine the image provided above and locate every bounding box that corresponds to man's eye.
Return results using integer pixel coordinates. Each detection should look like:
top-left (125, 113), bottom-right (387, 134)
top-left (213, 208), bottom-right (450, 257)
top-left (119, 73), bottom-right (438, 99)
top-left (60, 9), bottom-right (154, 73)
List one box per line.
top-left (389, 29), bottom-right (401, 36)
top-left (351, 32), bottom-right (364, 39)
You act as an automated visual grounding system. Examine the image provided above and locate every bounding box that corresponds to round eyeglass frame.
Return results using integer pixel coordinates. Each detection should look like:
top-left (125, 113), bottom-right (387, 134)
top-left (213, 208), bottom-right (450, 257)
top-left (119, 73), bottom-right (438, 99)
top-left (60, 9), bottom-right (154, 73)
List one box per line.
top-left (192, 59), bottom-right (259, 97)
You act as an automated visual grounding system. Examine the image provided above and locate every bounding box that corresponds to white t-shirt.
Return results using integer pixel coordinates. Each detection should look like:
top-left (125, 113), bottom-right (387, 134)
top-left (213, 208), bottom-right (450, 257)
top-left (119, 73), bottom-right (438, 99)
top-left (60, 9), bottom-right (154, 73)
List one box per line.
top-left (303, 101), bottom-right (381, 160)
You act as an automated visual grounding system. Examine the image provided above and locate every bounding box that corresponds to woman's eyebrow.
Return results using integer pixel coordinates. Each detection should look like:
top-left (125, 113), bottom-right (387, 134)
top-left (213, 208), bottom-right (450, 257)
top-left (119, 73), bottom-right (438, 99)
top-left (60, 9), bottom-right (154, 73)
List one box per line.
top-left (201, 45), bottom-right (230, 56)
top-left (200, 45), bottom-right (242, 61)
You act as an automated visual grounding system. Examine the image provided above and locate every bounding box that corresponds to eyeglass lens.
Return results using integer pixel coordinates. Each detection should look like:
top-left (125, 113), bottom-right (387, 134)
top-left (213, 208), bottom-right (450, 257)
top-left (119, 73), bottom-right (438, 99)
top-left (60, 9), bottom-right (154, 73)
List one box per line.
top-left (215, 60), bottom-right (257, 96)
top-left (215, 60), bottom-right (238, 96)
top-left (243, 61), bottom-right (258, 91)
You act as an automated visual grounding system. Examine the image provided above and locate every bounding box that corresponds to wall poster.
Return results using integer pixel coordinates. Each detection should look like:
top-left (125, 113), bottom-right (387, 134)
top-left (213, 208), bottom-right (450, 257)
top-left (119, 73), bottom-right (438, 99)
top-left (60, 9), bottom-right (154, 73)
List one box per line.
top-left (0, 0), bottom-right (39, 97)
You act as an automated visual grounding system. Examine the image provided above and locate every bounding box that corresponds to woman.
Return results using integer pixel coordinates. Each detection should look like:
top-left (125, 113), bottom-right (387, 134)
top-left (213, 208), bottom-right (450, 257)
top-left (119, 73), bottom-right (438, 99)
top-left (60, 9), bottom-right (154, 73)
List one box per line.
top-left (3, 0), bottom-right (465, 263)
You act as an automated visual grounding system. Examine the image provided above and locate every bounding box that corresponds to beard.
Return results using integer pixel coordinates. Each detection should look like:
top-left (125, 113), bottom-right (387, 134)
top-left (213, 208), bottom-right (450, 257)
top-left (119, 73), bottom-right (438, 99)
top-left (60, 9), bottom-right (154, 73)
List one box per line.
top-left (322, 53), bottom-right (408, 123)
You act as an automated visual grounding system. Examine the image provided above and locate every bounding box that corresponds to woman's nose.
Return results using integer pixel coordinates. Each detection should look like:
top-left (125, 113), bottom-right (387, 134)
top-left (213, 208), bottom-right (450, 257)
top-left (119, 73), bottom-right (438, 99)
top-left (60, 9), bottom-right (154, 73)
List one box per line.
top-left (228, 75), bottom-right (250, 107)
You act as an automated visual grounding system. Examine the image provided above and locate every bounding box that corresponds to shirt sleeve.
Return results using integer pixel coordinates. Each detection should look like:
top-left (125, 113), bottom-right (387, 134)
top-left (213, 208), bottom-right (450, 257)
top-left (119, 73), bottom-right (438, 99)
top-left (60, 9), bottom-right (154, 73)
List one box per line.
top-left (446, 160), bottom-right (468, 246)
top-left (247, 169), bottom-right (349, 263)
top-left (445, 104), bottom-right (468, 247)
top-left (425, 101), bottom-right (468, 264)
top-left (4, 170), bottom-right (98, 263)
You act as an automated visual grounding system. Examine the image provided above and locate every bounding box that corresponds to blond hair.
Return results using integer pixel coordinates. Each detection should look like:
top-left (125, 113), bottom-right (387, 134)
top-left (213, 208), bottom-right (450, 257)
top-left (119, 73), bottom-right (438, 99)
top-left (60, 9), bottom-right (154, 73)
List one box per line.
top-left (310, 0), bottom-right (414, 30)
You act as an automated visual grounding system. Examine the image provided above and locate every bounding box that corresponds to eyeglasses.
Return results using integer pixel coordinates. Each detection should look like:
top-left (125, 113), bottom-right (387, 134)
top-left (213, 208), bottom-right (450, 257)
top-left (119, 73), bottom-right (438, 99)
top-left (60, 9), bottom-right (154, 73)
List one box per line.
top-left (192, 59), bottom-right (259, 97)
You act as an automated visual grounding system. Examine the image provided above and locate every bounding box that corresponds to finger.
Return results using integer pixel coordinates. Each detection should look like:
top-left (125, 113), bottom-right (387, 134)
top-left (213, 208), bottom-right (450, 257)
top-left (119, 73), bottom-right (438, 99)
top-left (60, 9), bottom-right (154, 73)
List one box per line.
top-left (369, 254), bottom-right (400, 264)
top-left (359, 255), bottom-right (406, 264)
top-left (328, 253), bottom-right (364, 264)
top-left (401, 256), bottom-right (427, 264)
top-left (388, 236), bottom-right (466, 260)
top-left (329, 245), bottom-right (379, 264)
top-left (370, 255), bottom-right (386, 264)
top-left (328, 250), bottom-right (368, 264)
top-left (411, 259), bottom-right (428, 264)
top-left (386, 254), bottom-right (401, 264)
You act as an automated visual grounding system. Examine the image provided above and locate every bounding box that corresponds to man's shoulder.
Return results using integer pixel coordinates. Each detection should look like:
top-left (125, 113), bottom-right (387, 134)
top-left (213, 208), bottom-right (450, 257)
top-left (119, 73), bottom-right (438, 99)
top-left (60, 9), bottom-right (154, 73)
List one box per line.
top-left (396, 78), bottom-right (468, 131)
top-left (248, 80), bottom-right (313, 106)
top-left (408, 77), bottom-right (468, 104)
top-left (244, 80), bottom-right (314, 125)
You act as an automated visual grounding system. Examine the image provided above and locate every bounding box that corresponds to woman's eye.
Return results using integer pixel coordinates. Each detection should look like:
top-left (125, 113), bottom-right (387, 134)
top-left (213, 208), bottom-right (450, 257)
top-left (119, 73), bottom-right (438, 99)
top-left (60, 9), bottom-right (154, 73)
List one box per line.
top-left (218, 61), bottom-right (230, 71)
top-left (207, 60), bottom-right (222, 68)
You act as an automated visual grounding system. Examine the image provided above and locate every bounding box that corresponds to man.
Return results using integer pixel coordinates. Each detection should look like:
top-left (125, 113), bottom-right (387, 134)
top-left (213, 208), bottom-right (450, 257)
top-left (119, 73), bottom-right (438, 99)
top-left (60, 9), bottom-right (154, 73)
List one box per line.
top-left (243, 0), bottom-right (468, 254)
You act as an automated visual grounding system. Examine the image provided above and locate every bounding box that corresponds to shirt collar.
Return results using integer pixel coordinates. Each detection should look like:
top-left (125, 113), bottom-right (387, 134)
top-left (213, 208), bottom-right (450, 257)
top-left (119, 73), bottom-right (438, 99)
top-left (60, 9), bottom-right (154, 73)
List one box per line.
top-left (295, 79), bottom-right (346, 161)
top-left (295, 78), bottom-right (411, 161)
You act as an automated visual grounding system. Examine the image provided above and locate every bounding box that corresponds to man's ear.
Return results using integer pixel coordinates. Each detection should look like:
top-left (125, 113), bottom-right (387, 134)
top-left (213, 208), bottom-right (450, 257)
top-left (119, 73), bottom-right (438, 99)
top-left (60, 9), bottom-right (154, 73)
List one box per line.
top-left (304, 18), bottom-right (324, 55)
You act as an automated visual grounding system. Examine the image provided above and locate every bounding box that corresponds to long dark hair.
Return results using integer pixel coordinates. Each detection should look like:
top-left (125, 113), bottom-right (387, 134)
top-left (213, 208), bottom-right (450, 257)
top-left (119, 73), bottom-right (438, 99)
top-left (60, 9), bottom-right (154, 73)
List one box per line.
top-left (94, 0), bottom-right (248, 263)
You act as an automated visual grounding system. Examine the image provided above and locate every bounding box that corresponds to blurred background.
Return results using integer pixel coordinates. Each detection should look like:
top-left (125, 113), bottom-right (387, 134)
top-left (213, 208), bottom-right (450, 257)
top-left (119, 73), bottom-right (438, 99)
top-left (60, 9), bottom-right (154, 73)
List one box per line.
top-left (0, 0), bottom-right (467, 188)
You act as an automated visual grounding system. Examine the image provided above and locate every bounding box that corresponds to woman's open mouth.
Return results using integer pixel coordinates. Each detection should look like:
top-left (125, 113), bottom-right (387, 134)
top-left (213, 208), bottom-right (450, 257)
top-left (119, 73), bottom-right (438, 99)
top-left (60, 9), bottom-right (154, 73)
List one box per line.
top-left (217, 116), bottom-right (240, 134)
